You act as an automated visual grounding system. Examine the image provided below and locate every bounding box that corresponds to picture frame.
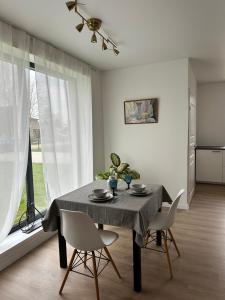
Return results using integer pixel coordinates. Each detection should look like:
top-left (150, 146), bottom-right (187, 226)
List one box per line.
top-left (124, 98), bottom-right (158, 124)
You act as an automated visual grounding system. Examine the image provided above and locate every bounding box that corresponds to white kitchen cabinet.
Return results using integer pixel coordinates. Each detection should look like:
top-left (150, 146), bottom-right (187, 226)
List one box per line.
top-left (222, 152), bottom-right (225, 183)
top-left (196, 149), bottom-right (223, 183)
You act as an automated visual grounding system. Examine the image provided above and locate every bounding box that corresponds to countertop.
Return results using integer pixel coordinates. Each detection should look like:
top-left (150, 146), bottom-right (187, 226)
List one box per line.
top-left (196, 146), bottom-right (225, 150)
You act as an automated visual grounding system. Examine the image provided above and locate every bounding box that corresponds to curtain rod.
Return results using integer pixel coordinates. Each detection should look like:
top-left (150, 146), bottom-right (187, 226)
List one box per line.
top-left (29, 36), bottom-right (98, 72)
top-left (0, 17), bottom-right (99, 72)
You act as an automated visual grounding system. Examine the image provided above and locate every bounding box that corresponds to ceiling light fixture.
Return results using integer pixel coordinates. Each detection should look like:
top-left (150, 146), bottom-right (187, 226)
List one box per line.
top-left (66, 1), bottom-right (78, 12)
top-left (102, 39), bottom-right (108, 51)
top-left (87, 18), bottom-right (102, 32)
top-left (113, 47), bottom-right (120, 56)
top-left (76, 18), bottom-right (84, 32)
top-left (91, 32), bottom-right (97, 43)
top-left (65, 1), bottom-right (120, 55)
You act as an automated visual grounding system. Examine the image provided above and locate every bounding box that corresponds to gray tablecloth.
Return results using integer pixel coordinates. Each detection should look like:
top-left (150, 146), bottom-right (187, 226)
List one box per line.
top-left (42, 180), bottom-right (172, 246)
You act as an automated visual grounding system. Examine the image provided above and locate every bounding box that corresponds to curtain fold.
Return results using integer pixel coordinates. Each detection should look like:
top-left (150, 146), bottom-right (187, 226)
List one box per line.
top-left (0, 20), bottom-right (93, 242)
top-left (0, 21), bottom-right (30, 242)
top-left (33, 38), bottom-right (93, 203)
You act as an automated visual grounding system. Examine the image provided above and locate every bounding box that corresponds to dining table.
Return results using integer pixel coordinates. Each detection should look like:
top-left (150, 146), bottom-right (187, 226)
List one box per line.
top-left (42, 180), bottom-right (172, 292)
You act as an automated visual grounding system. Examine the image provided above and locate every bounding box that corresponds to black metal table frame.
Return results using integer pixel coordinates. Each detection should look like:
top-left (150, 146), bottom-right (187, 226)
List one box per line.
top-left (57, 218), bottom-right (161, 293)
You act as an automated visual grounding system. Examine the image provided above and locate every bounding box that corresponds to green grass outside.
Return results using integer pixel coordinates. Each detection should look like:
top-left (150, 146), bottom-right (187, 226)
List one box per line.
top-left (14, 163), bottom-right (47, 224)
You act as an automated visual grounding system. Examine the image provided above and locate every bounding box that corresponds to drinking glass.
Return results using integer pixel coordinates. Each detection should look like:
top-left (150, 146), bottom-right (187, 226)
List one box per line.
top-left (124, 175), bottom-right (132, 189)
top-left (109, 178), bottom-right (118, 196)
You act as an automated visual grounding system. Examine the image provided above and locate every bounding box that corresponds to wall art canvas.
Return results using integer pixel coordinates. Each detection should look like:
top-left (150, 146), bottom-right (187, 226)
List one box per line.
top-left (124, 98), bottom-right (158, 124)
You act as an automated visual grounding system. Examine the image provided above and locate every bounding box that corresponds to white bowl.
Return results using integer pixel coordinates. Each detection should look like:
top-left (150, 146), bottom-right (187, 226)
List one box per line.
top-left (131, 184), bottom-right (146, 193)
top-left (93, 189), bottom-right (108, 198)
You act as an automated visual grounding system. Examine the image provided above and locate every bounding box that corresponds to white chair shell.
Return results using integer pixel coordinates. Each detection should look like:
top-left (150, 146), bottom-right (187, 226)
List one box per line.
top-left (60, 210), bottom-right (107, 251)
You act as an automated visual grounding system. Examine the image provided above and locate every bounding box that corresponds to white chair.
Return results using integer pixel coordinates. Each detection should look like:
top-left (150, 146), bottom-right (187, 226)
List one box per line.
top-left (59, 210), bottom-right (121, 300)
top-left (144, 189), bottom-right (184, 279)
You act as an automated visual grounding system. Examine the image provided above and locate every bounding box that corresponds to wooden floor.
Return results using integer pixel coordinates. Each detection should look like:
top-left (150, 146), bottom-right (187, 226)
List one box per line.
top-left (1, 184), bottom-right (225, 300)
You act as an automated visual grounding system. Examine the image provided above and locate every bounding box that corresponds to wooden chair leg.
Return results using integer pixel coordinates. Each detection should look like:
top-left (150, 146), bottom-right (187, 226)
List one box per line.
top-left (59, 249), bottom-right (77, 294)
top-left (162, 231), bottom-right (173, 279)
top-left (84, 251), bottom-right (88, 268)
top-left (144, 230), bottom-right (151, 247)
top-left (168, 229), bottom-right (180, 257)
top-left (104, 247), bottom-right (122, 279)
top-left (92, 251), bottom-right (100, 300)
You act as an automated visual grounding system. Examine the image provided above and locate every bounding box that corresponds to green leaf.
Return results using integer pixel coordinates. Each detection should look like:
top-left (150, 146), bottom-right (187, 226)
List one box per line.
top-left (111, 153), bottom-right (121, 167)
top-left (127, 169), bottom-right (140, 179)
top-left (96, 171), bottom-right (110, 180)
top-left (117, 163), bottom-right (129, 173)
top-left (109, 166), bottom-right (117, 175)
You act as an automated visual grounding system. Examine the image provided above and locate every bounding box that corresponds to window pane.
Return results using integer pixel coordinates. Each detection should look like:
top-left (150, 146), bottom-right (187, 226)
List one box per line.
top-left (30, 69), bottom-right (47, 213)
top-left (11, 68), bottom-right (47, 232)
top-left (13, 185), bottom-right (27, 225)
top-left (32, 149), bottom-right (48, 214)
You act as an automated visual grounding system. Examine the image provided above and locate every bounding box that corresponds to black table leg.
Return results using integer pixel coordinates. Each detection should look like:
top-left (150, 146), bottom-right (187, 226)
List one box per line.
top-left (98, 224), bottom-right (104, 230)
top-left (132, 230), bottom-right (142, 292)
top-left (156, 230), bottom-right (162, 246)
top-left (57, 216), bottom-right (67, 268)
top-left (156, 207), bottom-right (162, 246)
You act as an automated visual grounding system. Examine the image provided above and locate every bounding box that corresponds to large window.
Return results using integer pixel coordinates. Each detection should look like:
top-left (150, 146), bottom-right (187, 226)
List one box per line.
top-left (11, 65), bottom-right (47, 233)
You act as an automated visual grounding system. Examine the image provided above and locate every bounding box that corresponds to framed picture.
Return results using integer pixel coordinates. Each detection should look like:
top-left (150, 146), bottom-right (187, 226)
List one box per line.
top-left (124, 98), bottom-right (158, 124)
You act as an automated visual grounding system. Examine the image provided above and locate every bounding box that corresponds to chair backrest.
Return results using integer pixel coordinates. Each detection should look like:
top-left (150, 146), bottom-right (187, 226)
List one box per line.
top-left (60, 210), bottom-right (105, 251)
top-left (166, 189), bottom-right (185, 228)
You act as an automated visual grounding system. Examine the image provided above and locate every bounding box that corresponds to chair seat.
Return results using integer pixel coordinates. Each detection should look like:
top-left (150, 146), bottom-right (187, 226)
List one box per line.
top-left (148, 212), bottom-right (169, 230)
top-left (99, 230), bottom-right (119, 246)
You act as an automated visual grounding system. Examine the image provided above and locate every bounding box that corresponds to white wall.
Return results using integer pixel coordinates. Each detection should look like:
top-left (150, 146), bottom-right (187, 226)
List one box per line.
top-left (189, 62), bottom-right (197, 99)
top-left (197, 82), bottom-right (225, 146)
top-left (101, 59), bottom-right (189, 208)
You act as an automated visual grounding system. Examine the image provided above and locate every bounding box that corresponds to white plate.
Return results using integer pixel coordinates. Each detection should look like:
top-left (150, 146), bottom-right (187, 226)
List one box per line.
top-left (127, 189), bottom-right (152, 197)
top-left (91, 191), bottom-right (110, 199)
top-left (88, 193), bottom-right (113, 202)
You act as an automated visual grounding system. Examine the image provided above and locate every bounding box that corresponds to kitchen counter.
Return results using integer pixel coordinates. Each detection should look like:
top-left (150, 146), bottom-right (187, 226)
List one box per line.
top-left (196, 146), bottom-right (225, 150)
top-left (196, 146), bottom-right (225, 183)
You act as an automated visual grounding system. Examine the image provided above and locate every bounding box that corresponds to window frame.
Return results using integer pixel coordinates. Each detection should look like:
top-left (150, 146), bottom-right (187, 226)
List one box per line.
top-left (10, 62), bottom-right (47, 234)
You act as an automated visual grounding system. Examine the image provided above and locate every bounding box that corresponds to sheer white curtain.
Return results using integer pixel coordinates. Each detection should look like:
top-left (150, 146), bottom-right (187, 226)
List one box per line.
top-left (33, 39), bottom-right (93, 203)
top-left (0, 21), bottom-right (30, 242)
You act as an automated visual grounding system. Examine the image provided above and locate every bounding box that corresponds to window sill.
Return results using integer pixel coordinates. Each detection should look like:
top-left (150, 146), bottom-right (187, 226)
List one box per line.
top-left (0, 225), bottom-right (55, 271)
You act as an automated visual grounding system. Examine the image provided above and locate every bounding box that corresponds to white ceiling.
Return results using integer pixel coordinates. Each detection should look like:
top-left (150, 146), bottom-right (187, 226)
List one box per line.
top-left (1, 0), bottom-right (225, 82)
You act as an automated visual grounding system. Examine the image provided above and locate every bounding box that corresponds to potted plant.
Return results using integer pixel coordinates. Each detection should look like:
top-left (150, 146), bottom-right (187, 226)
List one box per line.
top-left (96, 153), bottom-right (140, 181)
